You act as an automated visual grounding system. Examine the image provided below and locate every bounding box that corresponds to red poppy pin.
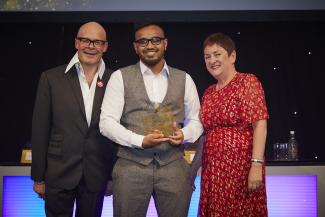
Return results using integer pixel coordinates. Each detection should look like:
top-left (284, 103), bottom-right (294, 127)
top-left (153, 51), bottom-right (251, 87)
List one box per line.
top-left (97, 80), bottom-right (104, 88)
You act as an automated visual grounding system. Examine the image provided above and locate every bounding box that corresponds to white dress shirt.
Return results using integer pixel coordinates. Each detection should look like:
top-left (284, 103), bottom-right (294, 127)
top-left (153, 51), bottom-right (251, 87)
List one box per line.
top-left (65, 52), bottom-right (105, 126)
top-left (99, 60), bottom-right (203, 148)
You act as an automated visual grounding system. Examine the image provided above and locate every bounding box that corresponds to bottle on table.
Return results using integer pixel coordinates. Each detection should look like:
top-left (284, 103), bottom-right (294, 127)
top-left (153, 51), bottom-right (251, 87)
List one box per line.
top-left (287, 130), bottom-right (299, 161)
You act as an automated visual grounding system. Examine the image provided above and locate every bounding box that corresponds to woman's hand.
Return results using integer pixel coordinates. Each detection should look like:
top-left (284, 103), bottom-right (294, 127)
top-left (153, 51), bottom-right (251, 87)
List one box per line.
top-left (248, 163), bottom-right (263, 192)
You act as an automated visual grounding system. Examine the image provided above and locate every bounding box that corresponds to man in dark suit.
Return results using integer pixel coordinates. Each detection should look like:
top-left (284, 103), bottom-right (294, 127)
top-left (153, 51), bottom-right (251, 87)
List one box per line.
top-left (31, 21), bottom-right (117, 217)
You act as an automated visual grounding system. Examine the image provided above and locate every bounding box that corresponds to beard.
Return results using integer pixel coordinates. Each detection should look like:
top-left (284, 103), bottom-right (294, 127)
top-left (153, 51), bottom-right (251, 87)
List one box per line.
top-left (140, 56), bottom-right (161, 66)
top-left (138, 48), bottom-right (165, 67)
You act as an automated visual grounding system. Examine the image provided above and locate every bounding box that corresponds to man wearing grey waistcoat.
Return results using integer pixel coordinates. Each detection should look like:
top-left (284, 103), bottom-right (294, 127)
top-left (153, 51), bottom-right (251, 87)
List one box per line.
top-left (99, 22), bottom-right (203, 217)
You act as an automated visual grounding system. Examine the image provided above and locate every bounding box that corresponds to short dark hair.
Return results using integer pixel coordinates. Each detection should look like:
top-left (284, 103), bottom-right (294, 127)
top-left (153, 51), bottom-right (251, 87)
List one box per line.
top-left (203, 33), bottom-right (236, 56)
top-left (133, 22), bottom-right (165, 37)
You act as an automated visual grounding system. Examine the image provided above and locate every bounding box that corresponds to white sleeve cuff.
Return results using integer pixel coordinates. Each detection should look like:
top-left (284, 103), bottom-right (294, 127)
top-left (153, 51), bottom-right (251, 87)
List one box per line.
top-left (182, 128), bottom-right (190, 143)
top-left (182, 124), bottom-right (204, 144)
top-left (130, 134), bottom-right (145, 149)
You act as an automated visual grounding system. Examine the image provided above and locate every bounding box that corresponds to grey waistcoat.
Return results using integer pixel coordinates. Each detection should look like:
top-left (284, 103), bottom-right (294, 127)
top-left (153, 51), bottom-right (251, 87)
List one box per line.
top-left (118, 63), bottom-right (186, 166)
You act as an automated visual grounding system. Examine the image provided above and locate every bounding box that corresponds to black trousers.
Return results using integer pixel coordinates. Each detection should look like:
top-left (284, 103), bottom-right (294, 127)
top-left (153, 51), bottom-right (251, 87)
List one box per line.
top-left (45, 177), bottom-right (105, 217)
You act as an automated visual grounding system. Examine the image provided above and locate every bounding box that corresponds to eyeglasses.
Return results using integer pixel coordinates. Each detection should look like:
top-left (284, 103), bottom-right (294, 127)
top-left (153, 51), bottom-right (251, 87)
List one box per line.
top-left (135, 37), bottom-right (165, 47)
top-left (77, 37), bottom-right (107, 48)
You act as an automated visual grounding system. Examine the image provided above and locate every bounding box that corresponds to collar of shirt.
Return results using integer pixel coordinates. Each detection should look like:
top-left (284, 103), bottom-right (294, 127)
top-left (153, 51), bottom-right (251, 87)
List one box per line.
top-left (139, 60), bottom-right (169, 77)
top-left (64, 52), bottom-right (105, 79)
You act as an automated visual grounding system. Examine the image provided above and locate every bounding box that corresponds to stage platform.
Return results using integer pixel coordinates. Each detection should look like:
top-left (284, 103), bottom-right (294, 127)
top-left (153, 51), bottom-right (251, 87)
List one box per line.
top-left (1, 163), bottom-right (324, 217)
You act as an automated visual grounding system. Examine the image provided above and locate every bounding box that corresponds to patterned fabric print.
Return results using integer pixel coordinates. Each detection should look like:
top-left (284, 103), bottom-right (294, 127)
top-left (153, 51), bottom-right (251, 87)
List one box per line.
top-left (199, 73), bottom-right (269, 217)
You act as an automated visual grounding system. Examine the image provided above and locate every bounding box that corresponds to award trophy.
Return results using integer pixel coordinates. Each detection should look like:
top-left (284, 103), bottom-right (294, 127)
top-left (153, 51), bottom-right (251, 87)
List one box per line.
top-left (142, 104), bottom-right (175, 137)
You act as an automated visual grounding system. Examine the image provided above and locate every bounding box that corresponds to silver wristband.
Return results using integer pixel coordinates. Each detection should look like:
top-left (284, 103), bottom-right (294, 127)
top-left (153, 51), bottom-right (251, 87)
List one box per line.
top-left (251, 158), bottom-right (264, 164)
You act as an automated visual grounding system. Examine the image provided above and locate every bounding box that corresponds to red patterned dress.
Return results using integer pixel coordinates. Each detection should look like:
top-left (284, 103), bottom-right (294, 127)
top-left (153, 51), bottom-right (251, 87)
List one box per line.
top-left (199, 72), bottom-right (269, 217)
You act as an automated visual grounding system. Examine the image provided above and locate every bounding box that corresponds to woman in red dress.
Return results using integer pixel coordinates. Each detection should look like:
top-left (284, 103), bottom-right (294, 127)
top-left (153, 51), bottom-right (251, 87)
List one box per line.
top-left (198, 33), bottom-right (269, 216)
